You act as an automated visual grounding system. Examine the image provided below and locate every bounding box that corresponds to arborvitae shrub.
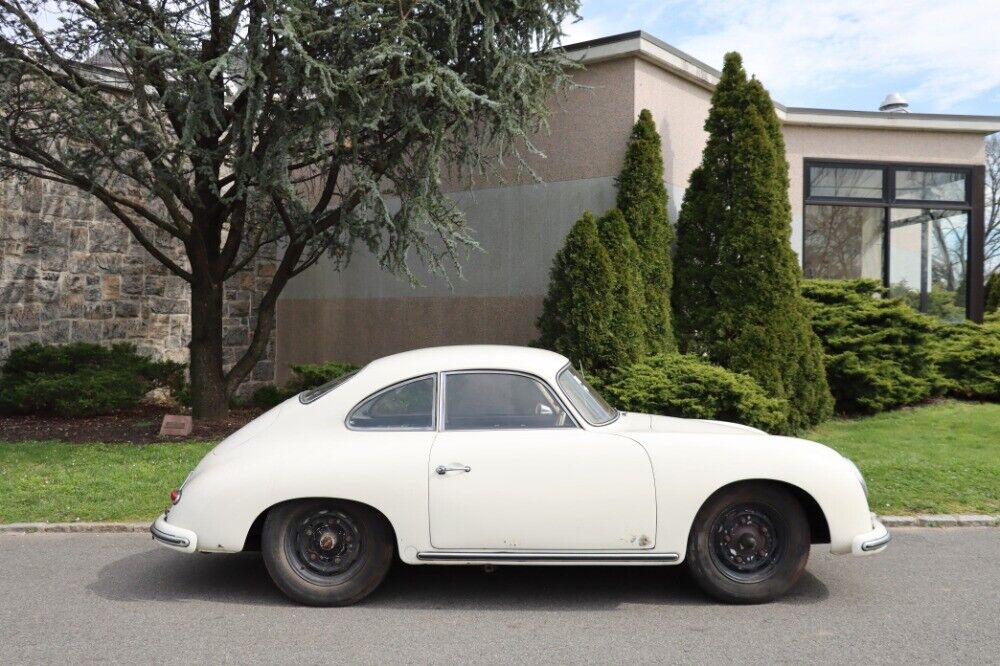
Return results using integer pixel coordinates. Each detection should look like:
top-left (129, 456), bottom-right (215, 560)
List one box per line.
top-left (596, 208), bottom-right (648, 366)
top-left (802, 279), bottom-right (942, 413)
top-left (673, 52), bottom-right (832, 432)
top-left (0, 342), bottom-right (185, 416)
top-left (536, 211), bottom-right (621, 376)
top-left (985, 272), bottom-right (1000, 314)
top-left (616, 109), bottom-right (675, 352)
top-left (604, 353), bottom-right (789, 433)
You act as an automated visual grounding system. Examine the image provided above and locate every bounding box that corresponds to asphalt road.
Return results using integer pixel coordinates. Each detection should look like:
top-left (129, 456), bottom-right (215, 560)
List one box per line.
top-left (1, 528), bottom-right (997, 665)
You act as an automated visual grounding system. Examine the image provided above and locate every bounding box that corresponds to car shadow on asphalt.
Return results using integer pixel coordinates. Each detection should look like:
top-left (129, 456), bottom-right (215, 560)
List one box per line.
top-left (369, 560), bottom-right (829, 610)
top-left (88, 546), bottom-right (829, 609)
top-left (88, 549), bottom-right (287, 606)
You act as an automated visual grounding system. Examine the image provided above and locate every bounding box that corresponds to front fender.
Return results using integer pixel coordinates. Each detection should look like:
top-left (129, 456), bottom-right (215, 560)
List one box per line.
top-left (635, 434), bottom-right (872, 557)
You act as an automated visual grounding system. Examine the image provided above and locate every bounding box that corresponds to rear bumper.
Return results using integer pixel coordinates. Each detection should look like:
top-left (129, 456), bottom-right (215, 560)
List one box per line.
top-left (150, 513), bottom-right (198, 554)
top-left (851, 514), bottom-right (891, 555)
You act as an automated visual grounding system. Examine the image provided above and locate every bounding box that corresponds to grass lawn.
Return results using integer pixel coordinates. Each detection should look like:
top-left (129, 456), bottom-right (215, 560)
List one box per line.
top-left (807, 400), bottom-right (1000, 515)
top-left (0, 400), bottom-right (997, 522)
top-left (0, 441), bottom-right (213, 523)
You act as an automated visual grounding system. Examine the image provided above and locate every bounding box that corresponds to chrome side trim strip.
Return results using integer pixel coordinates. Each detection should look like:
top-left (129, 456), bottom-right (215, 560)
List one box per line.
top-left (150, 523), bottom-right (190, 548)
top-left (416, 551), bottom-right (680, 562)
top-left (861, 531), bottom-right (891, 552)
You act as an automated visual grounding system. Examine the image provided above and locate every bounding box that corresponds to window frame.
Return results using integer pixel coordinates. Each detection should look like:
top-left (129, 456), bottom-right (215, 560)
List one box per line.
top-left (803, 158), bottom-right (981, 319)
top-left (439, 369), bottom-right (580, 432)
top-left (805, 163), bottom-right (886, 203)
top-left (344, 373), bottom-right (438, 432)
top-left (892, 167), bottom-right (971, 207)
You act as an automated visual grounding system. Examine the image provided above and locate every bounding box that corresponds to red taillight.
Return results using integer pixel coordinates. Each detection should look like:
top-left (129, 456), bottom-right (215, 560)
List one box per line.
top-left (170, 489), bottom-right (181, 505)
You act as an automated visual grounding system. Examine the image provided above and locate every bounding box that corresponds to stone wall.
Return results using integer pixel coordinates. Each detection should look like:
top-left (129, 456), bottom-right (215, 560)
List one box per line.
top-left (0, 177), bottom-right (275, 396)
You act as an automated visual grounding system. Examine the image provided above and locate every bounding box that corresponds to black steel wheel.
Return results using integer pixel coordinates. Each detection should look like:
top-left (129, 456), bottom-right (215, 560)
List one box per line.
top-left (709, 504), bottom-right (784, 583)
top-left (262, 499), bottom-right (393, 606)
top-left (686, 483), bottom-right (810, 604)
top-left (286, 507), bottom-right (364, 585)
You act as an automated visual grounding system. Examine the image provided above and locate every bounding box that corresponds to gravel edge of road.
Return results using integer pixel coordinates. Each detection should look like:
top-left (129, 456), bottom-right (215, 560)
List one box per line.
top-left (1, 514), bottom-right (999, 534)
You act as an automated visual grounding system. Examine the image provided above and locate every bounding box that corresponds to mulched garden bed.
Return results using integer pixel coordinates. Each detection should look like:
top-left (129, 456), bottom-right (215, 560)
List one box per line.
top-left (0, 406), bottom-right (262, 444)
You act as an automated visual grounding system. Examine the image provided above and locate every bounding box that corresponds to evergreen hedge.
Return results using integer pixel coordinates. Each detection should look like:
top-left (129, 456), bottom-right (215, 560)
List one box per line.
top-left (604, 353), bottom-right (789, 433)
top-left (616, 109), bottom-right (675, 352)
top-left (802, 279), bottom-right (942, 414)
top-left (673, 52), bottom-right (832, 432)
top-left (250, 360), bottom-right (361, 407)
top-left (288, 361), bottom-right (360, 389)
top-left (931, 314), bottom-right (1000, 401)
top-left (0, 343), bottom-right (185, 416)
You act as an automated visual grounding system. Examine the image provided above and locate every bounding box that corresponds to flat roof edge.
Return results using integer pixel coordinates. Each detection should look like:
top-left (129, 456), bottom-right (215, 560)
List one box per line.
top-left (562, 30), bottom-right (644, 53)
top-left (564, 30), bottom-right (719, 91)
top-left (563, 31), bottom-right (1000, 134)
top-left (781, 107), bottom-right (1000, 133)
top-left (564, 30), bottom-right (721, 78)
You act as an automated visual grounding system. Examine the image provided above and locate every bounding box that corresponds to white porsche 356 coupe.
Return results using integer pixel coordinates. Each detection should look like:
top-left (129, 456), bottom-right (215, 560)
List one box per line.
top-left (152, 345), bottom-right (888, 605)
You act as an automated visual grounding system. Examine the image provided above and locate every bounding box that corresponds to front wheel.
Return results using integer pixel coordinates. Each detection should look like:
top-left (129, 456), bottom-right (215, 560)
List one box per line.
top-left (262, 499), bottom-right (394, 606)
top-left (686, 483), bottom-right (810, 604)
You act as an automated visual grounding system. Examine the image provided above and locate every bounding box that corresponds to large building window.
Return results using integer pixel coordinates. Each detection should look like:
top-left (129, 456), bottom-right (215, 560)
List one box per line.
top-left (803, 206), bottom-right (883, 280)
top-left (803, 161), bottom-right (981, 321)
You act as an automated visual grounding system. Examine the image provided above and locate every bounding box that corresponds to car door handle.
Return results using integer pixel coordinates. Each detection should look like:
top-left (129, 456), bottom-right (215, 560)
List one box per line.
top-left (435, 464), bottom-right (471, 475)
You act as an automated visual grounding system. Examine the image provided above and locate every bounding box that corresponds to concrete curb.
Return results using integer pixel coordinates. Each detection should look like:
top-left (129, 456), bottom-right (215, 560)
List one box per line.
top-left (1, 515), bottom-right (999, 534)
top-left (879, 514), bottom-right (1000, 527)
top-left (0, 522), bottom-right (149, 534)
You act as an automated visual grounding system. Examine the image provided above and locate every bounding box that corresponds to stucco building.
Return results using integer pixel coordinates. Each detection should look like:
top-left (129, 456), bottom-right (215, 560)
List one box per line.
top-left (274, 32), bottom-right (1000, 382)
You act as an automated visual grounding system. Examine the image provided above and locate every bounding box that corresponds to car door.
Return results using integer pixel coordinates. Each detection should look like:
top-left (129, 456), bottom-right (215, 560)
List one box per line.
top-left (428, 371), bottom-right (656, 551)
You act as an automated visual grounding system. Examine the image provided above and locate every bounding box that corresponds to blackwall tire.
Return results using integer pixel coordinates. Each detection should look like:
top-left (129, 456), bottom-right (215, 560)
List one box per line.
top-left (262, 499), bottom-right (394, 606)
top-left (686, 483), bottom-right (810, 604)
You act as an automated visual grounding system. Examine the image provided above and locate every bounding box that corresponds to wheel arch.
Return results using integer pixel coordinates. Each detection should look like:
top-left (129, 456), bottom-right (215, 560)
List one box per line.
top-left (242, 496), bottom-right (399, 553)
top-left (688, 479), bottom-right (831, 546)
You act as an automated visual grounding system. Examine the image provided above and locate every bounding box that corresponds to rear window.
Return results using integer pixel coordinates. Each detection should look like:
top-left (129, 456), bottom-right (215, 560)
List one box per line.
top-left (347, 375), bottom-right (436, 430)
top-left (299, 369), bottom-right (360, 404)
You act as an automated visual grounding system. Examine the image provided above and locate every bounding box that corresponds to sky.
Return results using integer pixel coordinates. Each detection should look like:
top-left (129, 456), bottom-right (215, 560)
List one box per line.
top-left (562, 0), bottom-right (1000, 116)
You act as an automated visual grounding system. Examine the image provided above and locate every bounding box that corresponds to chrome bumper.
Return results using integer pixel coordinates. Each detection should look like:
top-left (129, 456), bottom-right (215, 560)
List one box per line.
top-left (851, 514), bottom-right (891, 555)
top-left (150, 513), bottom-right (198, 553)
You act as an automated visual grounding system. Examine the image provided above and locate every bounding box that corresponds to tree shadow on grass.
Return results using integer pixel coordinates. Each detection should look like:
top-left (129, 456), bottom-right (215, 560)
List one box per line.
top-left (88, 545), bottom-right (829, 610)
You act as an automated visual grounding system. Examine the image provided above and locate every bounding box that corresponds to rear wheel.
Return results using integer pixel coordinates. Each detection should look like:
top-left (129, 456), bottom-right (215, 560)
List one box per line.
top-left (686, 483), bottom-right (810, 604)
top-left (262, 499), bottom-right (394, 606)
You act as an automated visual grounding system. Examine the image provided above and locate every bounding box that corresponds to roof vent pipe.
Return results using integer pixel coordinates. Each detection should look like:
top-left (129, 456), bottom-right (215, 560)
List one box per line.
top-left (879, 93), bottom-right (909, 113)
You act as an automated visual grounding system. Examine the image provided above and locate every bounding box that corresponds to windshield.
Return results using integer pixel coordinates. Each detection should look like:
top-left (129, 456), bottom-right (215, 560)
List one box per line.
top-left (299, 369), bottom-right (361, 404)
top-left (557, 365), bottom-right (618, 425)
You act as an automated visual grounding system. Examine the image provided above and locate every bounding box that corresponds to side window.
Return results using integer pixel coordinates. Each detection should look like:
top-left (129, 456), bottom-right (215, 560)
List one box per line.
top-left (347, 376), bottom-right (435, 430)
top-left (444, 372), bottom-right (575, 430)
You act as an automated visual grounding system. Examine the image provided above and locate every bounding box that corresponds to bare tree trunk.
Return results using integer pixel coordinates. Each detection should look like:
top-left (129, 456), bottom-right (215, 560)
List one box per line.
top-left (189, 277), bottom-right (229, 419)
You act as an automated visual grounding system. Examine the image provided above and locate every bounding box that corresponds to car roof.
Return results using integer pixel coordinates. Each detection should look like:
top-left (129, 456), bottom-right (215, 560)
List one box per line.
top-left (362, 345), bottom-right (571, 383)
